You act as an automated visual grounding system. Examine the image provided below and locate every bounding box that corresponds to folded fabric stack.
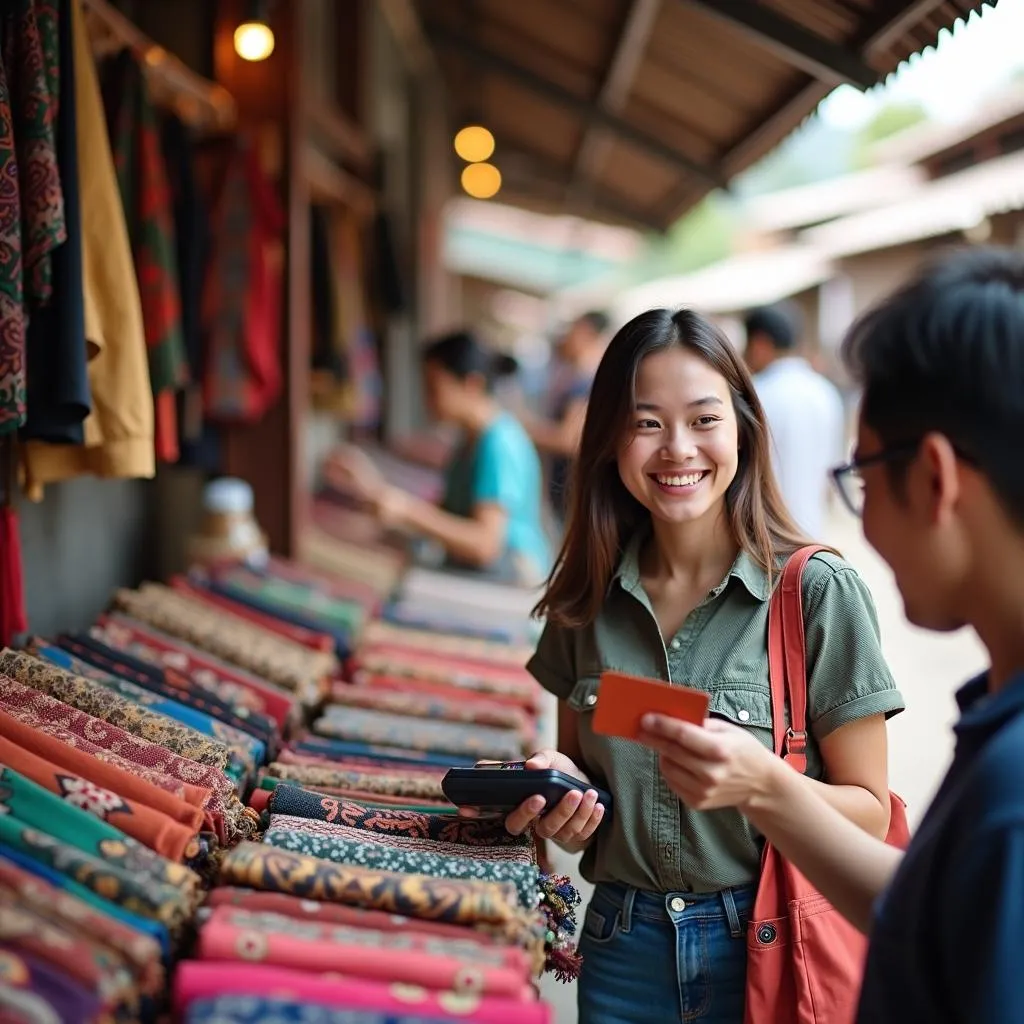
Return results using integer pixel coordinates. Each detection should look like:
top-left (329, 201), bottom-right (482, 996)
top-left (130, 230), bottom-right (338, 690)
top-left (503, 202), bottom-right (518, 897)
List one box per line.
top-left (2, 493), bottom-right (571, 1022)
top-left (170, 509), bottom-right (577, 1023)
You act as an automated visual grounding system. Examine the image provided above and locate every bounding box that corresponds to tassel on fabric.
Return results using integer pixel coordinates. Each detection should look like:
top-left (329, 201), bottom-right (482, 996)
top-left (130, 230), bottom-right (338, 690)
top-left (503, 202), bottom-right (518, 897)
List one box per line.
top-left (538, 872), bottom-right (583, 982)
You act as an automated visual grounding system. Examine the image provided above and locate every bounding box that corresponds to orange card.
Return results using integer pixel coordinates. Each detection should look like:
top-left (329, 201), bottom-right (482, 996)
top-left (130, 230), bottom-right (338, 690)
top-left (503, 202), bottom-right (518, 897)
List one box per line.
top-left (592, 670), bottom-right (710, 740)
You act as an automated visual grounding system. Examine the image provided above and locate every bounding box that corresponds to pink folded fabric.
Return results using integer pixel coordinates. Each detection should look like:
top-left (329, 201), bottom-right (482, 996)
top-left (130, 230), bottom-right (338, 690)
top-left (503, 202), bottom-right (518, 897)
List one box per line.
top-left (174, 962), bottom-right (550, 1023)
top-left (205, 887), bottom-right (516, 950)
top-left (198, 905), bottom-right (532, 998)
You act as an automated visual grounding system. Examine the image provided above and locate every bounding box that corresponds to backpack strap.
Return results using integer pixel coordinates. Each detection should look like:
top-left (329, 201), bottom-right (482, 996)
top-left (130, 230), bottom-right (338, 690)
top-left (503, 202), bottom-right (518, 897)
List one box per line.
top-left (767, 545), bottom-right (829, 772)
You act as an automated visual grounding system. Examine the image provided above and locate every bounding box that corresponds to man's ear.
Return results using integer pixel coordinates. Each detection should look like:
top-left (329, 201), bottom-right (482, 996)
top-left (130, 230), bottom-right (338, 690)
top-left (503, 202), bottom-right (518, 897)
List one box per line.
top-left (916, 432), bottom-right (961, 527)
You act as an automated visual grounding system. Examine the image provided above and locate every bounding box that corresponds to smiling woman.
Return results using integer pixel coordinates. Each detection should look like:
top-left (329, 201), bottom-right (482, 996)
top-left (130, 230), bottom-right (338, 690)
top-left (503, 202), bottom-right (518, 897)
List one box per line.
top-left (479, 308), bottom-right (907, 1024)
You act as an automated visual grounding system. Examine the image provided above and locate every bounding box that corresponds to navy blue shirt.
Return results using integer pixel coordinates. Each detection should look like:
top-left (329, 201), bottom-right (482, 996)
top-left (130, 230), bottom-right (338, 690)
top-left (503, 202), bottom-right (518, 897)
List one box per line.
top-left (857, 671), bottom-right (1024, 1023)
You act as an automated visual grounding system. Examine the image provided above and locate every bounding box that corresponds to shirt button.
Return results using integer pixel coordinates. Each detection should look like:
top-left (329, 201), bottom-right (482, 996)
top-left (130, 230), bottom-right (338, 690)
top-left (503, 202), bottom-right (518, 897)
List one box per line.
top-left (585, 693), bottom-right (597, 707)
top-left (737, 709), bottom-right (750, 722)
top-left (670, 638), bottom-right (681, 650)
top-left (670, 897), bottom-right (686, 913)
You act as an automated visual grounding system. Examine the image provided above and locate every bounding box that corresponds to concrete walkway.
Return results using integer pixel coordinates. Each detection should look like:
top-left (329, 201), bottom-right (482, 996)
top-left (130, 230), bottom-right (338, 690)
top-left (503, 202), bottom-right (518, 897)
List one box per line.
top-left (539, 508), bottom-right (987, 1022)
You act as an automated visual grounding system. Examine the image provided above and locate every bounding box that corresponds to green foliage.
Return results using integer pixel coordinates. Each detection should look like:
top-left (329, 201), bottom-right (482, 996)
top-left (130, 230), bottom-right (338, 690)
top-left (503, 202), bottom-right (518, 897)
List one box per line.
top-left (621, 193), bottom-right (738, 286)
top-left (852, 103), bottom-right (929, 166)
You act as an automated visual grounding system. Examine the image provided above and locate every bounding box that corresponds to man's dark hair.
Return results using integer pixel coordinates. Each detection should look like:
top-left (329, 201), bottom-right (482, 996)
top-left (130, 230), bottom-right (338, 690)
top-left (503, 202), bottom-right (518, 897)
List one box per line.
top-left (744, 303), bottom-right (801, 351)
top-left (843, 245), bottom-right (1024, 523)
top-left (578, 310), bottom-right (610, 336)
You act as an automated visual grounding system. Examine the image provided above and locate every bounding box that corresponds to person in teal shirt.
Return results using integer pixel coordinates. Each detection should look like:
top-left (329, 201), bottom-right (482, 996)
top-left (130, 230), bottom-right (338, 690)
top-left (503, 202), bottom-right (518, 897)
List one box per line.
top-left (329, 330), bottom-right (550, 586)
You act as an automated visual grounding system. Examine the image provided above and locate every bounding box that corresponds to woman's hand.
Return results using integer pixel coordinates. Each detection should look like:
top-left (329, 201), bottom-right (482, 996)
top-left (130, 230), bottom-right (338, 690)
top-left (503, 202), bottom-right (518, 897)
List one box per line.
top-left (324, 445), bottom-right (386, 505)
top-left (507, 750), bottom-right (606, 853)
top-left (458, 752), bottom-right (607, 853)
top-left (637, 714), bottom-right (782, 813)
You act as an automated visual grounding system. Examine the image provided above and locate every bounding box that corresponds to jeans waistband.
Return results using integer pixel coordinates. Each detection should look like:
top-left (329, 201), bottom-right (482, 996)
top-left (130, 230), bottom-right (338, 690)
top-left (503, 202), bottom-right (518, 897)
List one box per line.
top-left (591, 880), bottom-right (756, 935)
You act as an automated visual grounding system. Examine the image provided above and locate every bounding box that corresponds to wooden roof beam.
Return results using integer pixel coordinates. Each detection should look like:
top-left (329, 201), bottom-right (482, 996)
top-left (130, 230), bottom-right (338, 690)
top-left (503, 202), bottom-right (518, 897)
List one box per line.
top-left (425, 22), bottom-right (725, 189)
top-left (496, 146), bottom-right (666, 231)
top-left (680, 0), bottom-right (879, 90)
top-left (569, 0), bottom-right (663, 195)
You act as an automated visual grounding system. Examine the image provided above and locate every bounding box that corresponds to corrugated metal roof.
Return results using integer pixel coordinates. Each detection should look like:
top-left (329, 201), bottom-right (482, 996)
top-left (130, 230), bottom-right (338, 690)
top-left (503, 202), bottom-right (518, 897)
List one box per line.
top-left (802, 148), bottom-right (1024, 256)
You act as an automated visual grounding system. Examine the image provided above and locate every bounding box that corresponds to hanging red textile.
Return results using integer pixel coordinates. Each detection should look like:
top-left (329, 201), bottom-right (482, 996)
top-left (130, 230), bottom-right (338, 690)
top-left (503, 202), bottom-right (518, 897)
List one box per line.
top-left (0, 440), bottom-right (26, 646)
top-left (202, 136), bottom-right (285, 424)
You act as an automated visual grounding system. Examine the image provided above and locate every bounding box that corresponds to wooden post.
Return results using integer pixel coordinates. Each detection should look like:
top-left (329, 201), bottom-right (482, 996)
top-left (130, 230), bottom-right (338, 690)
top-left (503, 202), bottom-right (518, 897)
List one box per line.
top-left (213, 0), bottom-right (310, 557)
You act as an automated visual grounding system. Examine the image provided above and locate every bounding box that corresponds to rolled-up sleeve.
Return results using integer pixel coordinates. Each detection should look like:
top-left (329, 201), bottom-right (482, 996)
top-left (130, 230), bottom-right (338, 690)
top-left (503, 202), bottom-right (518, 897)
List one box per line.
top-left (802, 559), bottom-right (905, 740)
top-left (526, 621), bottom-right (576, 701)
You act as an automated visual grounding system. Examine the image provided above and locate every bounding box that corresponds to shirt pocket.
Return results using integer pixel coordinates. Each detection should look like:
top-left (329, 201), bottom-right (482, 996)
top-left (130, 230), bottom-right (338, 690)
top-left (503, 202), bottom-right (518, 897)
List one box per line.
top-left (566, 675), bottom-right (601, 714)
top-left (708, 683), bottom-right (775, 750)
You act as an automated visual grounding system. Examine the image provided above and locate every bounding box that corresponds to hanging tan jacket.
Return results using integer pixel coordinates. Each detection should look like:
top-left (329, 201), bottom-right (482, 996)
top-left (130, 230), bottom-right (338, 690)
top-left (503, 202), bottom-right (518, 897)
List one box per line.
top-left (22, 0), bottom-right (154, 500)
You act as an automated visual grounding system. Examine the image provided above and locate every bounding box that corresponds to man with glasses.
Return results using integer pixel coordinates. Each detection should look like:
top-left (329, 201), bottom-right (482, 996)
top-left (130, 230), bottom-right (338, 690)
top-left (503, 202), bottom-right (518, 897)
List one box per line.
top-left (641, 246), bottom-right (1024, 1022)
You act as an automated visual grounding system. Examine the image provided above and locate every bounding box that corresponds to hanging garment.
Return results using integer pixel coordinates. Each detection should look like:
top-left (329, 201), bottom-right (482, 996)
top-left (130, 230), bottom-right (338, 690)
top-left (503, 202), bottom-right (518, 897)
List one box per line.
top-left (20, 0), bottom-right (153, 498)
top-left (101, 48), bottom-right (188, 463)
top-left (202, 135), bottom-right (284, 424)
top-left (0, 33), bottom-right (24, 436)
top-left (21, 0), bottom-right (91, 445)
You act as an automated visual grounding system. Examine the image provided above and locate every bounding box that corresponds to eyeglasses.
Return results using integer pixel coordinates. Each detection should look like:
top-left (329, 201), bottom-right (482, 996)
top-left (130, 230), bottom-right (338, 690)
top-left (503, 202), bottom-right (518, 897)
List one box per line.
top-left (830, 444), bottom-right (920, 517)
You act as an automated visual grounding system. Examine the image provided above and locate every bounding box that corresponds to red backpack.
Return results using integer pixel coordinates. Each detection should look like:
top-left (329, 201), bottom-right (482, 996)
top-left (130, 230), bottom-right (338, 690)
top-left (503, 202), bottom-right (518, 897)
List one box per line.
top-left (744, 546), bottom-right (910, 1024)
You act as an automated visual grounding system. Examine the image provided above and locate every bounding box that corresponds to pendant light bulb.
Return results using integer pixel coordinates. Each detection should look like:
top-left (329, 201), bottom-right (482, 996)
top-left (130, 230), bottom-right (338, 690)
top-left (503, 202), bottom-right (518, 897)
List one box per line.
top-left (234, 20), bottom-right (275, 61)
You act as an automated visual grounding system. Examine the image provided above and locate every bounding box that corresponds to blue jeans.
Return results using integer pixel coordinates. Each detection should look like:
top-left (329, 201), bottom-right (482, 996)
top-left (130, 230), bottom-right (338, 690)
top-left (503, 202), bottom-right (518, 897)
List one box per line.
top-left (578, 881), bottom-right (755, 1024)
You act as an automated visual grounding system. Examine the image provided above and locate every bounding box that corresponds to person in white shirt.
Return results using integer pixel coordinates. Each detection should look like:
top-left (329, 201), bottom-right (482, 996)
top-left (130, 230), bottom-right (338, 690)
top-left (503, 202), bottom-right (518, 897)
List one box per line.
top-left (744, 303), bottom-right (845, 538)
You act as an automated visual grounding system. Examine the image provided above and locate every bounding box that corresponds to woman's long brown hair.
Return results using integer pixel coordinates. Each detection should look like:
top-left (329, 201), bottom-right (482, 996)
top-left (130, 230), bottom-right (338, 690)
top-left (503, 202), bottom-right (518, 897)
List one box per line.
top-left (535, 308), bottom-right (814, 628)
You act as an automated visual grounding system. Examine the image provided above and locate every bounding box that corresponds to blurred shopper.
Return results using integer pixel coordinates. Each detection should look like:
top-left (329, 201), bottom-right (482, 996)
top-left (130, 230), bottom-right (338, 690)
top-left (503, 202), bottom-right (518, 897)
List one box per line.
top-left (641, 247), bottom-right (1024, 1023)
top-left (517, 310), bottom-right (610, 523)
top-left (328, 330), bottom-right (550, 586)
top-left (744, 303), bottom-right (845, 536)
top-left (485, 308), bottom-right (902, 1023)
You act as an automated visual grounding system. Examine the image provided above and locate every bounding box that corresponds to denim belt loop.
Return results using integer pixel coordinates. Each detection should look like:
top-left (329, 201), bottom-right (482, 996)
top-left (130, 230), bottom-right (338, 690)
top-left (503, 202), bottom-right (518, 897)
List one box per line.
top-left (620, 885), bottom-right (637, 934)
top-left (720, 887), bottom-right (744, 939)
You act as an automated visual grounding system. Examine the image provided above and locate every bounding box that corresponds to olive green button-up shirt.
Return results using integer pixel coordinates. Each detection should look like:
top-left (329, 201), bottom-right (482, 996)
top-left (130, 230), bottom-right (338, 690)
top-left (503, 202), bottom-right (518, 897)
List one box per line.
top-left (526, 543), bottom-right (905, 894)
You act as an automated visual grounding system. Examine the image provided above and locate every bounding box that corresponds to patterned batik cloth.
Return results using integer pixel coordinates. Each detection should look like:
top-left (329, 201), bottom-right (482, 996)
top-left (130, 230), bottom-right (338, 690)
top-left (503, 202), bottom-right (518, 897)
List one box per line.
top-left (292, 736), bottom-right (477, 770)
top-left (205, 887), bottom-right (523, 952)
top-left (327, 685), bottom-right (531, 734)
top-left (0, 672), bottom-right (253, 842)
top-left (31, 638), bottom-right (264, 772)
top-left (0, 647), bottom-right (236, 770)
top-left (0, 899), bottom-right (139, 1020)
top-left (0, 733), bottom-right (197, 860)
top-left (359, 622), bottom-right (533, 668)
top-left (267, 790), bottom-right (527, 851)
top-left (312, 707), bottom-right (524, 762)
top-left (352, 649), bottom-right (537, 704)
top-left (95, 612), bottom-right (289, 714)
top-left (174, 962), bottom-right (550, 1024)
top-left (274, 748), bottom-right (446, 777)
top-left (263, 820), bottom-right (538, 908)
top-left (263, 763), bottom-right (445, 802)
top-left (0, 819), bottom-right (192, 932)
top-left (1, 848), bottom-right (171, 960)
top-left (0, 765), bottom-right (199, 893)
top-left (0, 856), bottom-right (164, 996)
top-left (0, 703), bottom-right (207, 825)
top-left (112, 584), bottom-right (335, 694)
top-left (184, 995), bottom-right (451, 1023)
top-left (173, 576), bottom-right (335, 652)
top-left (197, 907), bottom-right (533, 999)
top-left (0, 946), bottom-right (103, 1024)
top-left (218, 843), bottom-right (534, 942)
